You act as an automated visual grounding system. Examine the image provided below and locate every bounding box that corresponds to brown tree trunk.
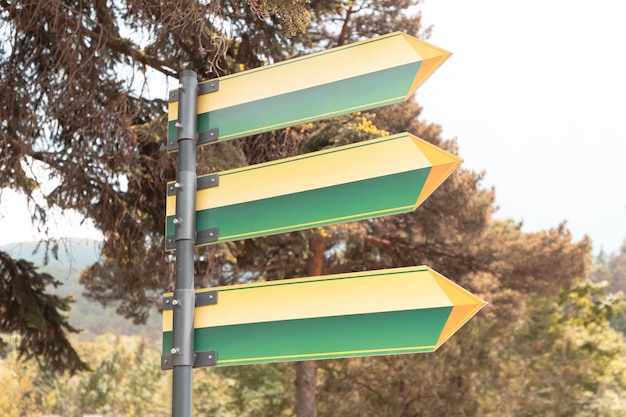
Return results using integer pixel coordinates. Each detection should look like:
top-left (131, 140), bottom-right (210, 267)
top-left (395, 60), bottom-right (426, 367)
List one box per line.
top-left (295, 232), bottom-right (326, 417)
top-left (295, 361), bottom-right (317, 417)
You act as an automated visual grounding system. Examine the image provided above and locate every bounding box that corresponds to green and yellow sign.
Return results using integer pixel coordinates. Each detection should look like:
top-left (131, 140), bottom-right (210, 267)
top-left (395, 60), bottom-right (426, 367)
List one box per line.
top-left (162, 266), bottom-right (486, 366)
top-left (165, 132), bottom-right (462, 247)
top-left (167, 32), bottom-right (450, 148)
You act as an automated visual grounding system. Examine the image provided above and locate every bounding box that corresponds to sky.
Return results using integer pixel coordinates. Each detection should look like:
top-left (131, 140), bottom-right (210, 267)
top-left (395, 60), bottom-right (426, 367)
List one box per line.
top-left (1, 0), bottom-right (625, 255)
top-left (415, 0), bottom-right (626, 255)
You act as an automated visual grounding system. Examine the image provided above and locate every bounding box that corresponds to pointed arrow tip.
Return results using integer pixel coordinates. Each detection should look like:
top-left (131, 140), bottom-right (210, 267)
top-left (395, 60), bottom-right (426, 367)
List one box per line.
top-left (427, 268), bottom-right (487, 350)
top-left (400, 33), bottom-right (452, 97)
top-left (409, 136), bottom-right (463, 207)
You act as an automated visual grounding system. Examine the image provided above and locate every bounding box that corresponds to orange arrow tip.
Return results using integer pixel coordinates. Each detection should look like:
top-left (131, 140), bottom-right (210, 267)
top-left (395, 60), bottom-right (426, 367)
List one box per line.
top-left (399, 33), bottom-right (452, 60)
top-left (428, 268), bottom-right (487, 349)
top-left (399, 33), bottom-right (452, 97)
top-left (435, 301), bottom-right (487, 349)
top-left (410, 137), bottom-right (462, 207)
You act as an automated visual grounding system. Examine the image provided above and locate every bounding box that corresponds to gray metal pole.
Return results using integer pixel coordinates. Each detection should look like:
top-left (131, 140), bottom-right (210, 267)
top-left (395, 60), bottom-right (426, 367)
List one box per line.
top-left (171, 70), bottom-right (198, 417)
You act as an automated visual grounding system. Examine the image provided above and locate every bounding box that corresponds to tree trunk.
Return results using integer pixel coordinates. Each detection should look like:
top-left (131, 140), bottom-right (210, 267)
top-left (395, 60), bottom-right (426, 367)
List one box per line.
top-left (295, 361), bottom-right (317, 417)
top-left (295, 232), bottom-right (326, 417)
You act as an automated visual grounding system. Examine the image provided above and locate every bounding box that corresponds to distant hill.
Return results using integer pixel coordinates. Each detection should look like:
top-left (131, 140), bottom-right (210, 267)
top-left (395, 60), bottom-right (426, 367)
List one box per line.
top-left (0, 238), bottom-right (161, 341)
top-left (0, 238), bottom-right (101, 269)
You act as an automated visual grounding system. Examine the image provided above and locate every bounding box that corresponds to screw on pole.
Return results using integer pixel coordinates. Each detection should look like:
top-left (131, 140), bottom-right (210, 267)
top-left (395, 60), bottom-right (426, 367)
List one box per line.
top-left (171, 70), bottom-right (198, 417)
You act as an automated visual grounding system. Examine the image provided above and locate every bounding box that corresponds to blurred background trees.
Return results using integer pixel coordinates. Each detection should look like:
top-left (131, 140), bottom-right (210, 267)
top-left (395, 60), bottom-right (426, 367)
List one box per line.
top-left (1, 0), bottom-right (625, 416)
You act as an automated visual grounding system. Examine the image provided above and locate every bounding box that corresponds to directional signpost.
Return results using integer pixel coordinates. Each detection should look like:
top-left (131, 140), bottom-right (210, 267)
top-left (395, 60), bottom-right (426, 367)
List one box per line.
top-left (165, 132), bottom-right (462, 248)
top-left (164, 31), bottom-right (480, 417)
top-left (166, 32), bottom-right (451, 150)
top-left (162, 266), bottom-right (485, 367)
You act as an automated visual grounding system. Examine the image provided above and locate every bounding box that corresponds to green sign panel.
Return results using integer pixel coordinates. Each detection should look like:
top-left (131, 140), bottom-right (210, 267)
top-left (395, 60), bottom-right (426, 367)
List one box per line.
top-left (167, 32), bottom-right (450, 150)
top-left (165, 133), bottom-right (462, 248)
top-left (162, 266), bottom-right (486, 366)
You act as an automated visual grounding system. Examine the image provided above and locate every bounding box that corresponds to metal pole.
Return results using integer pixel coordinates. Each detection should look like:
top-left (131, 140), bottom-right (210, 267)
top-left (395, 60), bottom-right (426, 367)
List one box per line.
top-left (171, 70), bottom-right (198, 417)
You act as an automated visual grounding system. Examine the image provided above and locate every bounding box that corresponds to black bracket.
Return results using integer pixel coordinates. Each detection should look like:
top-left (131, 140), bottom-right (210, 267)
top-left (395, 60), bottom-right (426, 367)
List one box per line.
top-left (196, 227), bottom-right (219, 246)
top-left (161, 350), bottom-right (217, 370)
top-left (162, 295), bottom-right (175, 310)
top-left (169, 79), bottom-right (219, 102)
top-left (199, 80), bottom-right (219, 95)
top-left (167, 137), bottom-right (178, 153)
top-left (162, 290), bottom-right (217, 310)
top-left (194, 350), bottom-right (218, 367)
top-left (165, 227), bottom-right (219, 250)
top-left (166, 228), bottom-right (219, 250)
top-left (196, 290), bottom-right (218, 307)
top-left (161, 355), bottom-right (172, 369)
top-left (167, 174), bottom-right (219, 196)
top-left (197, 174), bottom-right (219, 191)
top-left (198, 128), bottom-right (219, 145)
top-left (167, 128), bottom-right (219, 152)
top-left (165, 228), bottom-right (218, 250)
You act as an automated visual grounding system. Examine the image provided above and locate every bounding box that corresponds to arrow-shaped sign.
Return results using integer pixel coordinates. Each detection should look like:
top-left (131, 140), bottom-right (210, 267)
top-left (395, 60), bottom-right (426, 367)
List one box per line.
top-left (165, 132), bottom-right (462, 248)
top-left (167, 32), bottom-right (450, 150)
top-left (161, 266), bottom-right (486, 367)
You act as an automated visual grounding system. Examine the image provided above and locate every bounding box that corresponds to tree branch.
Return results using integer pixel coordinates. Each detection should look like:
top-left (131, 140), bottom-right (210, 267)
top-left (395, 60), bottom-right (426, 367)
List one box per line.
top-left (34, 0), bottom-right (184, 78)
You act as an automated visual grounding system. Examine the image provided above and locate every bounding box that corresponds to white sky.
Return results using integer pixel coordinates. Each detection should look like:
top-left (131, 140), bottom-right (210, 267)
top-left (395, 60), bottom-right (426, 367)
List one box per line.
top-left (0, 188), bottom-right (102, 246)
top-left (1, 0), bottom-right (625, 255)
top-left (415, 0), bottom-right (626, 255)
